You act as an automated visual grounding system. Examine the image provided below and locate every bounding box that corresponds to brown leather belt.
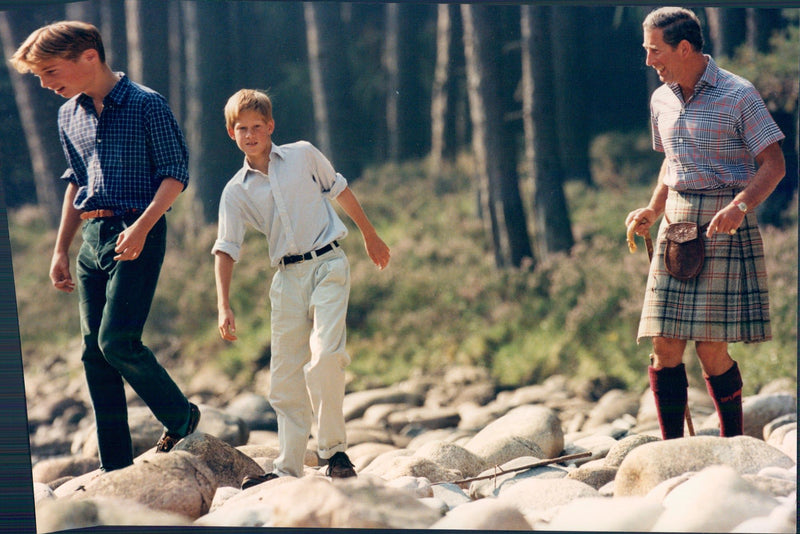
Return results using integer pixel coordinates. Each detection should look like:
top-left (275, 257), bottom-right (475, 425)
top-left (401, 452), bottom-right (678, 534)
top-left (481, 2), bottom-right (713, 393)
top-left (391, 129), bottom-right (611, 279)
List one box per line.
top-left (281, 241), bottom-right (339, 265)
top-left (80, 209), bottom-right (139, 220)
top-left (80, 209), bottom-right (116, 220)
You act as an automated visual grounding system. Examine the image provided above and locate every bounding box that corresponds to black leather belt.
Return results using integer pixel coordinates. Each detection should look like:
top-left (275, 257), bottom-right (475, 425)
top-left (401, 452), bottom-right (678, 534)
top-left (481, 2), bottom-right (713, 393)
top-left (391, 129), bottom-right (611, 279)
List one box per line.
top-left (281, 241), bottom-right (339, 265)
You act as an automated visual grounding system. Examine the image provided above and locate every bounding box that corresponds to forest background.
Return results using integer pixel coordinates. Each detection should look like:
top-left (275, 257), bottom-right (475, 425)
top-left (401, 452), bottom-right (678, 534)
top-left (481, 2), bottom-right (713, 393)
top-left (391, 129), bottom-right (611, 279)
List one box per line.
top-left (2, 1), bottom-right (798, 399)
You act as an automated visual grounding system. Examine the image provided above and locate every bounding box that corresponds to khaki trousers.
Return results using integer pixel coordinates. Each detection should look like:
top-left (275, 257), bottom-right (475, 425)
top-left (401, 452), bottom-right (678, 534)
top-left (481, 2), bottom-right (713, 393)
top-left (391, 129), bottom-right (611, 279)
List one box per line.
top-left (269, 247), bottom-right (350, 477)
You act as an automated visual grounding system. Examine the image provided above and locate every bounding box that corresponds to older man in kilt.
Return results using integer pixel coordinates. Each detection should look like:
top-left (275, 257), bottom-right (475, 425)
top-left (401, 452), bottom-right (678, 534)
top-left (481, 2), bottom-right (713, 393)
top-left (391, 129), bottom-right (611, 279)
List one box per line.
top-left (626, 7), bottom-right (786, 439)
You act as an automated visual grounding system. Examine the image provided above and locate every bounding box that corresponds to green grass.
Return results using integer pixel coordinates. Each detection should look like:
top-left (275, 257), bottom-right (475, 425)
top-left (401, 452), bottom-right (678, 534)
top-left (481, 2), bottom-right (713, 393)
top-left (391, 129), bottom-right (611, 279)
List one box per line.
top-left (9, 154), bottom-right (797, 395)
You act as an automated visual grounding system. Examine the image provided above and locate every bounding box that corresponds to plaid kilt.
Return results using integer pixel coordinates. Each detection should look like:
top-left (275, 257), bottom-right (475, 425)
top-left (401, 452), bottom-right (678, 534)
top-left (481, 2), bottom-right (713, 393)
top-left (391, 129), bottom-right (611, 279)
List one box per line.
top-left (638, 187), bottom-right (771, 343)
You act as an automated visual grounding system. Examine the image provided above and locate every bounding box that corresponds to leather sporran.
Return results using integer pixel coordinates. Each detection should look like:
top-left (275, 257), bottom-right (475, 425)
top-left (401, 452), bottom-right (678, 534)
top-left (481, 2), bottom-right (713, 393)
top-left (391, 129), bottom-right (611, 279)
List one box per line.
top-left (663, 222), bottom-right (704, 281)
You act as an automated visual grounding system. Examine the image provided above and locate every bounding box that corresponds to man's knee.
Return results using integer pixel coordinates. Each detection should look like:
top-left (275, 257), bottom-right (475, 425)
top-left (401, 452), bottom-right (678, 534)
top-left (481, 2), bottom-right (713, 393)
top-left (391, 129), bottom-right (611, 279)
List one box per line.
top-left (97, 332), bottom-right (143, 370)
top-left (695, 341), bottom-right (733, 376)
top-left (651, 337), bottom-right (686, 368)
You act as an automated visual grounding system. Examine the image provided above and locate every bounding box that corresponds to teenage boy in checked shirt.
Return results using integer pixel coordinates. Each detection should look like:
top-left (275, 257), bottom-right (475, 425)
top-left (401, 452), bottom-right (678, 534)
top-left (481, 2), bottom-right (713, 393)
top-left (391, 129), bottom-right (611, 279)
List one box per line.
top-left (10, 21), bottom-right (199, 471)
top-left (213, 89), bottom-right (390, 487)
top-left (626, 7), bottom-right (785, 440)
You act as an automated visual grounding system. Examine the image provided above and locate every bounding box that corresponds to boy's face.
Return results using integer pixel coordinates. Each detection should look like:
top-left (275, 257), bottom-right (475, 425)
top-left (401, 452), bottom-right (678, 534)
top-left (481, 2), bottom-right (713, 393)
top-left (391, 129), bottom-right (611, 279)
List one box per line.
top-left (228, 109), bottom-right (274, 160)
top-left (30, 49), bottom-right (97, 99)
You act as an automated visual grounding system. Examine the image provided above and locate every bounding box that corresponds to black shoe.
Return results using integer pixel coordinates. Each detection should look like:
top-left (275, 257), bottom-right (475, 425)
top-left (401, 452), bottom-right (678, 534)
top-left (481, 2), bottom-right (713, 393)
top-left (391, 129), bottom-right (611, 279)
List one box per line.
top-left (241, 472), bottom-right (279, 490)
top-left (155, 403), bottom-right (201, 453)
top-left (325, 451), bottom-right (356, 478)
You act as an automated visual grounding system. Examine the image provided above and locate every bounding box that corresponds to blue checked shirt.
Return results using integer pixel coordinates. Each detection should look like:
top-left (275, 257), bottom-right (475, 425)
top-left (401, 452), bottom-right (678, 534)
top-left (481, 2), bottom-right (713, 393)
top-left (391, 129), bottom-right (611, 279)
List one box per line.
top-left (58, 73), bottom-right (189, 211)
top-left (651, 56), bottom-right (784, 191)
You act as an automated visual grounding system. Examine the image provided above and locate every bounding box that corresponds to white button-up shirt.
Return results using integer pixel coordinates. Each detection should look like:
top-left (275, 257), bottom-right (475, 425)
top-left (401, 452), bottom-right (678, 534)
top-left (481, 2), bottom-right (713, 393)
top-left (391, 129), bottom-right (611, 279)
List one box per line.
top-left (212, 140), bottom-right (349, 267)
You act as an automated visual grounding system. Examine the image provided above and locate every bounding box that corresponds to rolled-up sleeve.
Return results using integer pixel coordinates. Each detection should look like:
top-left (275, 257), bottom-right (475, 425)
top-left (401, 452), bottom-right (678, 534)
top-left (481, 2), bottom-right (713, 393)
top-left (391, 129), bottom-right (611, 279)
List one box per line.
top-left (306, 143), bottom-right (348, 199)
top-left (211, 188), bottom-right (245, 262)
top-left (146, 97), bottom-right (190, 190)
top-left (325, 172), bottom-right (348, 199)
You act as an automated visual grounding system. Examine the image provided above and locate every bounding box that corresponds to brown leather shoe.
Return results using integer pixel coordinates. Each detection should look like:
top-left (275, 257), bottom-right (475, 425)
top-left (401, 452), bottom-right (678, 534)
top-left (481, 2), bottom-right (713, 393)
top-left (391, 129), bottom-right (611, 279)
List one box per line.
top-left (325, 451), bottom-right (356, 478)
top-left (241, 472), bottom-right (279, 490)
top-left (155, 403), bottom-right (201, 453)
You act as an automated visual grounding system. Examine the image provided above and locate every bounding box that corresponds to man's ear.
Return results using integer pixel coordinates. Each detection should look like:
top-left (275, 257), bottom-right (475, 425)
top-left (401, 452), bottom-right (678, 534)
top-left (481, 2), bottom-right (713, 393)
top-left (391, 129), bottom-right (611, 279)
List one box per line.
top-left (267, 119), bottom-right (275, 136)
top-left (80, 48), bottom-right (100, 64)
top-left (227, 127), bottom-right (236, 140)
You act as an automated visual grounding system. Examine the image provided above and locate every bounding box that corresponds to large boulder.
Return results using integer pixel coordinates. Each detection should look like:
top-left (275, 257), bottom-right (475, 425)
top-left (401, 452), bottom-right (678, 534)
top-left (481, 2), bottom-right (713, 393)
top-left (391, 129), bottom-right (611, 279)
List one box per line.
top-left (54, 451), bottom-right (216, 520)
top-left (342, 387), bottom-right (424, 421)
top-left (35, 497), bottom-right (191, 532)
top-left (494, 476), bottom-right (599, 516)
top-left (464, 404), bottom-right (563, 462)
top-left (469, 456), bottom-right (568, 499)
top-left (429, 498), bottom-right (531, 530)
top-left (171, 432), bottom-right (264, 488)
top-left (33, 456), bottom-right (100, 485)
top-left (412, 439), bottom-right (488, 479)
top-left (202, 475), bottom-right (442, 529)
top-left (361, 454), bottom-right (461, 483)
top-left (224, 392), bottom-right (277, 431)
top-left (615, 435), bottom-right (795, 497)
top-left (651, 465), bottom-right (780, 532)
top-left (546, 496), bottom-right (663, 532)
top-left (582, 389), bottom-right (640, 430)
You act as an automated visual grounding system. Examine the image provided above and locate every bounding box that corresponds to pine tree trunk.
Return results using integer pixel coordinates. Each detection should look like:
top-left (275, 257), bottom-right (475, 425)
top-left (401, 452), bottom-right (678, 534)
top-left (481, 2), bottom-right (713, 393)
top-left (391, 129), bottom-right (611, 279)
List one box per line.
top-left (430, 3), bottom-right (452, 170)
top-left (384, 3), bottom-right (400, 162)
top-left (551, 6), bottom-right (592, 185)
top-left (182, 0), bottom-right (237, 224)
top-left (125, 0), bottom-right (170, 96)
top-left (304, 3), bottom-right (361, 177)
top-left (705, 8), bottom-right (747, 58)
top-left (462, 4), bottom-right (532, 269)
top-left (0, 9), bottom-right (65, 228)
top-left (520, 5), bottom-right (574, 259)
top-left (97, 0), bottom-right (127, 72)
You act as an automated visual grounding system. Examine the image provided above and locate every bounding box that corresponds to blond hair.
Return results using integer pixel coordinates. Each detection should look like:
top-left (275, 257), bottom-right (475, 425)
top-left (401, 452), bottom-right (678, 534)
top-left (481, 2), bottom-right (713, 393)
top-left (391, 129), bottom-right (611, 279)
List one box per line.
top-left (224, 89), bottom-right (273, 130)
top-left (10, 20), bottom-right (105, 73)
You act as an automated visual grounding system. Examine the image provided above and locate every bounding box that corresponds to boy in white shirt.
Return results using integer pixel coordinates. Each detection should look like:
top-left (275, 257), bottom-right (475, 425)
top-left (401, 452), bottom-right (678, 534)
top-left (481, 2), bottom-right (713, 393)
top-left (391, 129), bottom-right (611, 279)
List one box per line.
top-left (212, 89), bottom-right (390, 487)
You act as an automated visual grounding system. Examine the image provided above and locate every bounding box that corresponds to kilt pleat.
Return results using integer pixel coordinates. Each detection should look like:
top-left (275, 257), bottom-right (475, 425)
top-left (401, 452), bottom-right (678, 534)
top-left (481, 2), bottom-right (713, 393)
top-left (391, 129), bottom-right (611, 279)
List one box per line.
top-left (637, 188), bottom-right (771, 343)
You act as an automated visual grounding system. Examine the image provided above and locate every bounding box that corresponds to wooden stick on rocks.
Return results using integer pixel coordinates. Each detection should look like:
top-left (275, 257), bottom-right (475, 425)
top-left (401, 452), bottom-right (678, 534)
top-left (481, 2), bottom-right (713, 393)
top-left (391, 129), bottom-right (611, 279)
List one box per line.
top-left (434, 451), bottom-right (593, 488)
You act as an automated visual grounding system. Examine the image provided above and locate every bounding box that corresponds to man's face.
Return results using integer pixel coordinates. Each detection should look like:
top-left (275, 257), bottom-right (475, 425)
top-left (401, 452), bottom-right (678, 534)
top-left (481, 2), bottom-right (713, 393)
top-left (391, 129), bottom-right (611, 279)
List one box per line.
top-left (30, 51), bottom-right (95, 99)
top-left (643, 28), bottom-right (682, 84)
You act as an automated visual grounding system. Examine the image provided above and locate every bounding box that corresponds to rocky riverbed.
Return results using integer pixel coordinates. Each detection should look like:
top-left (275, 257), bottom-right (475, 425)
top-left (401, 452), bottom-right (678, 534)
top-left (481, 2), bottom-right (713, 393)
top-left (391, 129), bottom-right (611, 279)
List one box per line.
top-left (26, 361), bottom-right (796, 533)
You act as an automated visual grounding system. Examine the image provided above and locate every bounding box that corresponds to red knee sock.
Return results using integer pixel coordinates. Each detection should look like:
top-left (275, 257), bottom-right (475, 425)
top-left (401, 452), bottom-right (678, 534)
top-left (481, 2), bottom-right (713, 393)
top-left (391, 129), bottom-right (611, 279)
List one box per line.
top-left (649, 363), bottom-right (688, 440)
top-left (705, 361), bottom-right (743, 437)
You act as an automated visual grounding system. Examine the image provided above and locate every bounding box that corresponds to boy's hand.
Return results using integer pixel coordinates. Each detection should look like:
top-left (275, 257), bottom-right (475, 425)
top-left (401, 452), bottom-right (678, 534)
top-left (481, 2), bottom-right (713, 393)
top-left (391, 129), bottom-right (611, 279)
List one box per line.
top-left (114, 223), bottom-right (148, 261)
top-left (365, 234), bottom-right (390, 270)
top-left (218, 308), bottom-right (238, 341)
top-left (50, 252), bottom-right (75, 293)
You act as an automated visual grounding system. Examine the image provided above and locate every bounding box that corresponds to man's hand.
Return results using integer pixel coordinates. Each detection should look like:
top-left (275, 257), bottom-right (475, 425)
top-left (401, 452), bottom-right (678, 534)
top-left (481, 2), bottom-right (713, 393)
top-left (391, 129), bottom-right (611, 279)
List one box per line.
top-left (218, 307), bottom-right (238, 341)
top-left (625, 207), bottom-right (658, 236)
top-left (706, 203), bottom-right (746, 238)
top-left (50, 252), bottom-right (75, 293)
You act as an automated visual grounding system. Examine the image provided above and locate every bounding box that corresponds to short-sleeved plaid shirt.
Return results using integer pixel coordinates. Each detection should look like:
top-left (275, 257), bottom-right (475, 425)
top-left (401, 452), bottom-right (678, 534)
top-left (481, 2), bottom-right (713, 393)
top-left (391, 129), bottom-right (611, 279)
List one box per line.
top-left (651, 56), bottom-right (784, 191)
top-left (58, 73), bottom-right (189, 212)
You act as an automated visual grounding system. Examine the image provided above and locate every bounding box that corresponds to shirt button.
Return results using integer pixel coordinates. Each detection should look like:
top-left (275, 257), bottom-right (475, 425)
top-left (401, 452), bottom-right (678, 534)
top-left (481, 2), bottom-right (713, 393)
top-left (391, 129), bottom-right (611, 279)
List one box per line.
top-left (96, 139), bottom-right (102, 143)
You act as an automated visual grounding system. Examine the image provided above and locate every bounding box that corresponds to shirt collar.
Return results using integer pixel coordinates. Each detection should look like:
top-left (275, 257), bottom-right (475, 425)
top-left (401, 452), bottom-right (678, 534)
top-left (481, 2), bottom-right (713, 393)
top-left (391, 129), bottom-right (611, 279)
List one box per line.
top-left (697, 55), bottom-right (719, 88)
top-left (76, 72), bottom-right (130, 112)
top-left (240, 143), bottom-right (284, 182)
top-left (667, 54), bottom-right (717, 101)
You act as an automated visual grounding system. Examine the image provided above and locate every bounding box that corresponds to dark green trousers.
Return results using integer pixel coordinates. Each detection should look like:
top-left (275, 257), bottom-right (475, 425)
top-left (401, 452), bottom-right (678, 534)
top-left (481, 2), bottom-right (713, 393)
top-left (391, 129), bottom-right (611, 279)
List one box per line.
top-left (77, 214), bottom-right (190, 470)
